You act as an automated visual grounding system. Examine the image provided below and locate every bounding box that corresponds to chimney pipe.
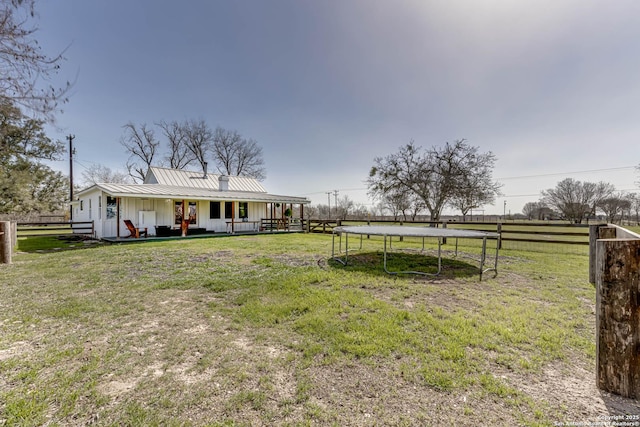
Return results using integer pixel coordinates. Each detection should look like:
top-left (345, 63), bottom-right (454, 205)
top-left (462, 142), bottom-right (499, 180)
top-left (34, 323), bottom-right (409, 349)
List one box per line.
top-left (219, 175), bottom-right (229, 191)
top-left (203, 162), bottom-right (208, 179)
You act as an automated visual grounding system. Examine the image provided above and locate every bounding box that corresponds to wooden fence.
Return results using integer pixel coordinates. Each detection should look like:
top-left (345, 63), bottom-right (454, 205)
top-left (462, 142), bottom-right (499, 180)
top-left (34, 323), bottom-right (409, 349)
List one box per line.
top-left (307, 219), bottom-right (595, 248)
top-left (17, 221), bottom-right (95, 237)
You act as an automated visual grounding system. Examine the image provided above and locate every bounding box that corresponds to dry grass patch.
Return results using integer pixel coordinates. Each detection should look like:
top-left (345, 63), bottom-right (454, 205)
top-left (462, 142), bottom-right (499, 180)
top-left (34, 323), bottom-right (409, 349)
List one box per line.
top-left (1, 233), bottom-right (639, 426)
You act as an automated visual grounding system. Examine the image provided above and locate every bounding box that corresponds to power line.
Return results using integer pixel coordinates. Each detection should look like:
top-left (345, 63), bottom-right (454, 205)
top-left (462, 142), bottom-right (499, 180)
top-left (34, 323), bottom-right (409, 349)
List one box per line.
top-left (497, 166), bottom-right (636, 181)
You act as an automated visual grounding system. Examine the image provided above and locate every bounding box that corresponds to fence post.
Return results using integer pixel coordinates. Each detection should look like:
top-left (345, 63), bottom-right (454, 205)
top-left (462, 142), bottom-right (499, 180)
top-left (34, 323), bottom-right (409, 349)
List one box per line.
top-left (596, 238), bottom-right (640, 398)
top-left (1, 221), bottom-right (12, 264)
top-left (589, 224), bottom-right (616, 284)
top-left (442, 221), bottom-right (447, 245)
top-left (11, 221), bottom-right (17, 251)
top-left (497, 223), bottom-right (502, 250)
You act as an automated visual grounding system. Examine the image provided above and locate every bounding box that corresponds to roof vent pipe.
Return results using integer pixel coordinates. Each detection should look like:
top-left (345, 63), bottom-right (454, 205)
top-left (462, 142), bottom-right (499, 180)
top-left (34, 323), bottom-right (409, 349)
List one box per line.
top-left (219, 175), bottom-right (229, 191)
top-left (203, 162), bottom-right (208, 179)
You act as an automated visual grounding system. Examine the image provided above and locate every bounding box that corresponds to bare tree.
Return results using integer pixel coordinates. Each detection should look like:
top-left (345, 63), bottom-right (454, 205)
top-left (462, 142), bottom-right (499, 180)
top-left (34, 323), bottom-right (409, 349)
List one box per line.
top-left (449, 148), bottom-right (501, 220)
top-left (0, 0), bottom-right (71, 120)
top-left (80, 164), bottom-right (132, 187)
top-left (368, 140), bottom-right (500, 221)
top-left (157, 120), bottom-right (194, 169)
top-left (381, 187), bottom-right (423, 221)
top-left (336, 195), bottom-right (354, 220)
top-left (351, 203), bottom-right (370, 220)
top-left (627, 193), bottom-right (640, 225)
top-left (212, 127), bottom-right (266, 180)
top-left (304, 204), bottom-right (318, 219)
top-left (597, 193), bottom-right (631, 224)
top-left (541, 178), bottom-right (615, 224)
top-left (522, 201), bottom-right (543, 220)
top-left (120, 122), bottom-right (159, 182)
top-left (184, 119), bottom-right (213, 172)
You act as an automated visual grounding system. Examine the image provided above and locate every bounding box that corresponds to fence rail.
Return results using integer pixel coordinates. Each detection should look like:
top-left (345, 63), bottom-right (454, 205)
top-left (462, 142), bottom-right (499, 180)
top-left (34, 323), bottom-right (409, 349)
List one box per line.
top-left (17, 221), bottom-right (95, 237)
top-left (308, 219), bottom-right (597, 248)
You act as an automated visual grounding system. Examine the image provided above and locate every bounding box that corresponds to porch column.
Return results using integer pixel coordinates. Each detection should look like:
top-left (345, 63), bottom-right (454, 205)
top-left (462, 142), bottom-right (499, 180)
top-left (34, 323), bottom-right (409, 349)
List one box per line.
top-left (231, 201), bottom-right (235, 233)
top-left (116, 197), bottom-right (121, 238)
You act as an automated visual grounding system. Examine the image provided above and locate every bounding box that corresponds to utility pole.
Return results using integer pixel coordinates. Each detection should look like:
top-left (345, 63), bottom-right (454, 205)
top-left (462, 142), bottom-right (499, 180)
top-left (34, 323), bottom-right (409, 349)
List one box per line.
top-left (67, 134), bottom-right (75, 221)
top-left (333, 190), bottom-right (339, 218)
top-left (326, 192), bottom-right (332, 219)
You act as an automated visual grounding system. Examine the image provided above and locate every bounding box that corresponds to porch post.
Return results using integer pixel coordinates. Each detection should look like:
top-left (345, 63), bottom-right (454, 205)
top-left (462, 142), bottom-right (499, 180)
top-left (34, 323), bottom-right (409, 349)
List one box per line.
top-left (231, 201), bottom-right (235, 233)
top-left (116, 197), bottom-right (121, 238)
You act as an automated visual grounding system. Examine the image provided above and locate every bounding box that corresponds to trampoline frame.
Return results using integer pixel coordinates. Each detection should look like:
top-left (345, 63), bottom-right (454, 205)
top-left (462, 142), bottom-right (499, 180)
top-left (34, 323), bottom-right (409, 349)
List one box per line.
top-left (331, 225), bottom-right (500, 280)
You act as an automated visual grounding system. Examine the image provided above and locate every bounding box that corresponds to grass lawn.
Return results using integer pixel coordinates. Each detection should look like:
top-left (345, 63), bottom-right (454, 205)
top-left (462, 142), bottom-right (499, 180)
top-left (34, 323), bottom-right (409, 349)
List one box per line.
top-left (1, 233), bottom-right (638, 426)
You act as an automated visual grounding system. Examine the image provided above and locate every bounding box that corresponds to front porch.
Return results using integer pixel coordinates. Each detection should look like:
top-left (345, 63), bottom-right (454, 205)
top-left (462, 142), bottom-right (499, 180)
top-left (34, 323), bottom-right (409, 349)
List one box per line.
top-left (101, 225), bottom-right (305, 243)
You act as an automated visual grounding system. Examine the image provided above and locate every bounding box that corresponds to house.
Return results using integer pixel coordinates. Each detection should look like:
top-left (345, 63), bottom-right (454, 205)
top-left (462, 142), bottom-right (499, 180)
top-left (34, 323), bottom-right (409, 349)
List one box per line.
top-left (73, 166), bottom-right (310, 239)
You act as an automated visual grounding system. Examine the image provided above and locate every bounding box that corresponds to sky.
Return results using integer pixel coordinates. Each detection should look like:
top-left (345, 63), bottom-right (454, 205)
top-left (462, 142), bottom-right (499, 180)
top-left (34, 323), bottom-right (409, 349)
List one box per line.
top-left (32, 0), bottom-right (640, 216)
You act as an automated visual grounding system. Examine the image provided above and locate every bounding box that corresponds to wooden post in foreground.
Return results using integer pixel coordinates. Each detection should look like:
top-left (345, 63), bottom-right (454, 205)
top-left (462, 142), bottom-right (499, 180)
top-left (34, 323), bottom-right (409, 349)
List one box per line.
top-left (589, 225), bottom-right (616, 284)
top-left (0, 221), bottom-right (12, 264)
top-left (596, 238), bottom-right (640, 398)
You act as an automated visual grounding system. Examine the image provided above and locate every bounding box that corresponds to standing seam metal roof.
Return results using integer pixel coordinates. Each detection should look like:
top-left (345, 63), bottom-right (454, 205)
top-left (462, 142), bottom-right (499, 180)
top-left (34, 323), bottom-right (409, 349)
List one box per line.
top-left (145, 166), bottom-right (266, 192)
top-left (79, 183), bottom-right (309, 204)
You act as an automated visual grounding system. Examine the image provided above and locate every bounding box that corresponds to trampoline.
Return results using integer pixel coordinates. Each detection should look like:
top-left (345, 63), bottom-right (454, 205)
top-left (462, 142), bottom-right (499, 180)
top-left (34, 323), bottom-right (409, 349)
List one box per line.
top-left (331, 225), bottom-right (500, 280)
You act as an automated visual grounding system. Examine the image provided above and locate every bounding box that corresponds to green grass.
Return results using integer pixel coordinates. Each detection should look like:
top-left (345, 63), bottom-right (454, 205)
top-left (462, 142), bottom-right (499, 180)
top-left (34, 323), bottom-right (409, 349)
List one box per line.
top-left (16, 235), bottom-right (102, 252)
top-left (0, 233), bottom-right (600, 425)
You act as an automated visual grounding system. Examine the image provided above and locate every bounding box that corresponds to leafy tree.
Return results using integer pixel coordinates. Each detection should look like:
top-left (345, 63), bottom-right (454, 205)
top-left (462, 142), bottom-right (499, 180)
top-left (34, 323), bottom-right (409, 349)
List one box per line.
top-left (368, 140), bottom-right (500, 221)
top-left (0, 0), bottom-right (70, 120)
top-left (0, 100), bottom-right (67, 214)
top-left (541, 178), bottom-right (615, 224)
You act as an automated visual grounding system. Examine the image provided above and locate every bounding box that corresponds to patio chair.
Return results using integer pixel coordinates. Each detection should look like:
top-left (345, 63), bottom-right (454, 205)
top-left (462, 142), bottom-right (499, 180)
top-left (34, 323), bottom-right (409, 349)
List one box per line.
top-left (124, 219), bottom-right (147, 238)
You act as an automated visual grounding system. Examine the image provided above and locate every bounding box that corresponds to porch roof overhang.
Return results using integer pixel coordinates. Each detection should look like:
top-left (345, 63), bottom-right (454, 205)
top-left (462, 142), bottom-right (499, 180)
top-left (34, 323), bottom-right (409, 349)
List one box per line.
top-left (77, 183), bottom-right (310, 205)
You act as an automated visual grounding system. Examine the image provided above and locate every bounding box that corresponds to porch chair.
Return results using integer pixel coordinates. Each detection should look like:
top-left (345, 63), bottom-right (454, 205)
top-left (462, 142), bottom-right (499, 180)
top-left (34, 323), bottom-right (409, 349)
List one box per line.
top-left (124, 219), bottom-right (147, 238)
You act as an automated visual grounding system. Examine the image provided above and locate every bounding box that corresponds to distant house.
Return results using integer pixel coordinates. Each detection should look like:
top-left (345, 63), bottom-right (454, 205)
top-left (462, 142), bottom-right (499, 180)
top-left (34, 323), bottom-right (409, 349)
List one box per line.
top-left (73, 166), bottom-right (310, 239)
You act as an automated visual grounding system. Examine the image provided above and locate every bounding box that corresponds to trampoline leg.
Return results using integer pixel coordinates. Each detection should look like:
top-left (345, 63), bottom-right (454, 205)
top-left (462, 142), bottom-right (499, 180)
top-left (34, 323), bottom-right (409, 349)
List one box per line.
top-left (332, 232), bottom-right (347, 266)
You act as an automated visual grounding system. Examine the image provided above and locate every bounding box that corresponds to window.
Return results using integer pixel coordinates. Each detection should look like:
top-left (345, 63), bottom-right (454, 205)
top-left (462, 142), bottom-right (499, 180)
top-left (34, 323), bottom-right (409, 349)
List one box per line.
top-left (224, 201), bottom-right (233, 219)
top-left (106, 197), bottom-right (117, 219)
top-left (239, 202), bottom-right (248, 219)
top-left (88, 199), bottom-right (92, 219)
top-left (210, 201), bottom-right (221, 219)
top-left (175, 201), bottom-right (197, 224)
top-left (80, 200), bottom-right (83, 211)
top-left (98, 196), bottom-right (102, 219)
top-left (174, 202), bottom-right (183, 225)
top-left (187, 202), bottom-right (197, 224)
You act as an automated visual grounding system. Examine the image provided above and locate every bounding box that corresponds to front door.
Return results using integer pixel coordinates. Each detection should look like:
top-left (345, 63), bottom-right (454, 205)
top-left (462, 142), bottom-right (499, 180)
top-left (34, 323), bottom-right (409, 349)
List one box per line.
top-left (103, 196), bottom-right (118, 237)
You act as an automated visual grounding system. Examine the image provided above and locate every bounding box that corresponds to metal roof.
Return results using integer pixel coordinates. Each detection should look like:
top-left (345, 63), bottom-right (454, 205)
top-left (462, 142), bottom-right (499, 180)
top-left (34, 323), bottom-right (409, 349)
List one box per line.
top-left (78, 183), bottom-right (309, 204)
top-left (144, 166), bottom-right (266, 193)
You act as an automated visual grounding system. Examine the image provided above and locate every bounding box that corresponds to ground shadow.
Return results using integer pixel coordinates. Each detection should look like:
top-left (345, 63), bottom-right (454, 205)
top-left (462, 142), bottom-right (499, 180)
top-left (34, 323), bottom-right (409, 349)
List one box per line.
top-left (16, 235), bottom-right (105, 253)
top-left (600, 389), bottom-right (640, 416)
top-left (328, 250), bottom-right (481, 279)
